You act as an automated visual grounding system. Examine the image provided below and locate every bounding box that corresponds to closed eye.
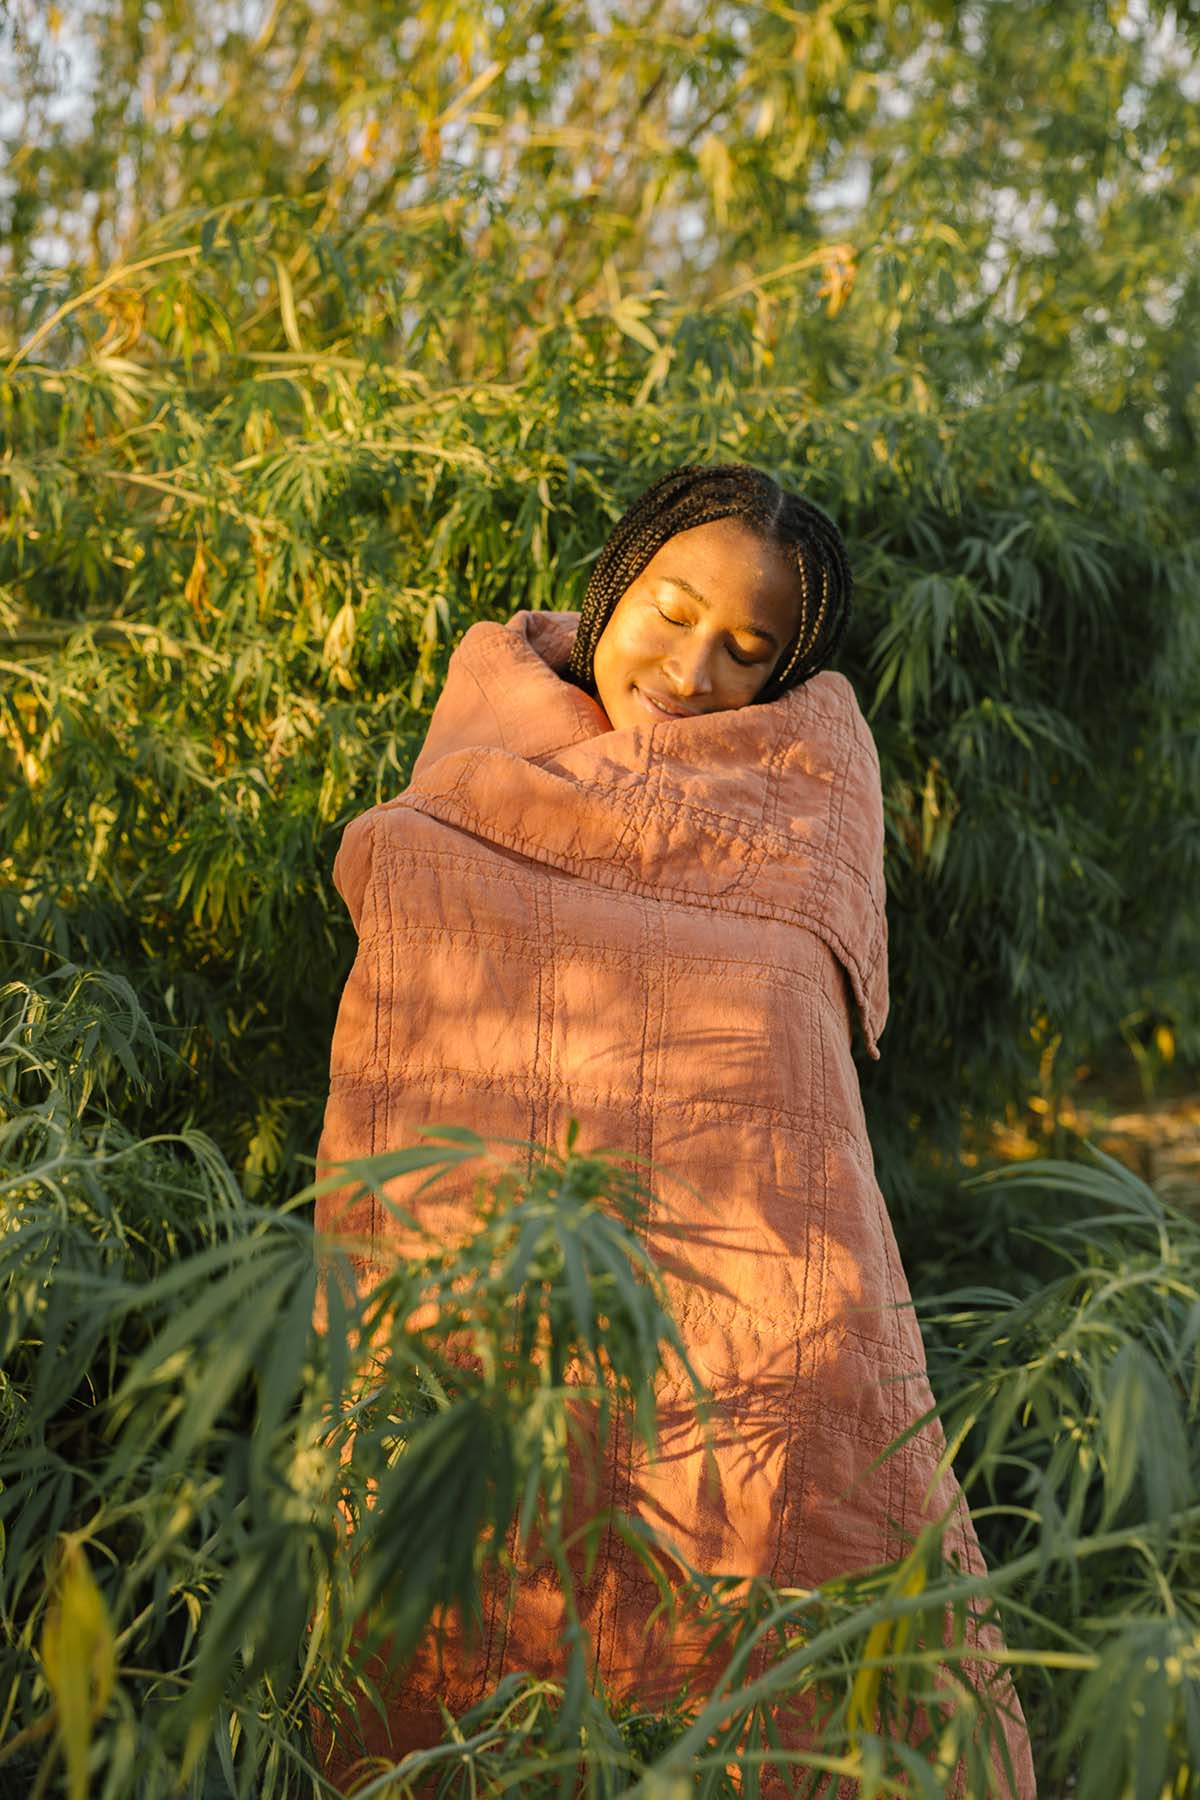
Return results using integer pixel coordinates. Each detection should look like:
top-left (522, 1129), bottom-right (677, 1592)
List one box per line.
top-left (655, 606), bottom-right (759, 667)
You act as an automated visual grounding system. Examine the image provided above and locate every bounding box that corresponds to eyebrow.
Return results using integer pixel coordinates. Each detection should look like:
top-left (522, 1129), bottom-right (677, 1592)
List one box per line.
top-left (660, 576), bottom-right (781, 649)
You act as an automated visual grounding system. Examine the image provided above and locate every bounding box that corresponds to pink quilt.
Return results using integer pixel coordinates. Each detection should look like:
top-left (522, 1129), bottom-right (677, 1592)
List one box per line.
top-left (314, 609), bottom-right (1036, 1794)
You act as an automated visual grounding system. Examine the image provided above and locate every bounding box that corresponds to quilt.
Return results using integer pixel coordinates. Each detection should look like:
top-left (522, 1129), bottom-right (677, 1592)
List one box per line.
top-left (314, 608), bottom-right (1036, 1796)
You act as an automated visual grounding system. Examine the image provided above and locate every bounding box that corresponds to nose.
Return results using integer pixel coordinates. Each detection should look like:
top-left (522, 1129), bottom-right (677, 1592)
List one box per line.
top-left (664, 635), bottom-right (715, 697)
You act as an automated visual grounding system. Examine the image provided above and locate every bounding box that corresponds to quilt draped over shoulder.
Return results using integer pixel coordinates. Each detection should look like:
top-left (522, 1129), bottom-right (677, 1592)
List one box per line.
top-left (314, 610), bottom-right (1036, 1796)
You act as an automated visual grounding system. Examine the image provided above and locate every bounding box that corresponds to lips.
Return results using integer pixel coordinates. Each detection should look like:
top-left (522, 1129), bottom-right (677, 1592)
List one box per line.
top-left (633, 685), bottom-right (701, 720)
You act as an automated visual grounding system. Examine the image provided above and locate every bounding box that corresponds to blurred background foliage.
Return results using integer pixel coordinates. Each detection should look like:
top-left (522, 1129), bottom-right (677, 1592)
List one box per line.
top-left (1, 0), bottom-right (1197, 1215)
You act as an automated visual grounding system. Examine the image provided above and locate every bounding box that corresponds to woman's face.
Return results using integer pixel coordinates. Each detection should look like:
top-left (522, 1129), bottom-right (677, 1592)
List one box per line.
top-left (591, 517), bottom-right (803, 731)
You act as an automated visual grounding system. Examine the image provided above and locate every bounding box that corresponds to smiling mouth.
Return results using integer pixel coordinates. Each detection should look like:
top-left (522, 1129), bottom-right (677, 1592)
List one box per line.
top-left (634, 685), bottom-right (700, 719)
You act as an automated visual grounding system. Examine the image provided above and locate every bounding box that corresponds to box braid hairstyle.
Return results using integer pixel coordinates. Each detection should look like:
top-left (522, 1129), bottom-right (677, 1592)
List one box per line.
top-left (563, 463), bottom-right (853, 704)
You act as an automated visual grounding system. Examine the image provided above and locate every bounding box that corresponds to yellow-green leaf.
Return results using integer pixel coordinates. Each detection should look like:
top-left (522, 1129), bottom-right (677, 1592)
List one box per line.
top-left (846, 1555), bottom-right (927, 1735)
top-left (41, 1542), bottom-right (116, 1800)
top-left (697, 132), bottom-right (733, 228)
top-left (273, 254), bottom-right (303, 353)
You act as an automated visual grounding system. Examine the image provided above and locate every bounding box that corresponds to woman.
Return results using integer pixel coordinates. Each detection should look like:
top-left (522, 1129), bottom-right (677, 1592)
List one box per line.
top-left (315, 464), bottom-right (1036, 1793)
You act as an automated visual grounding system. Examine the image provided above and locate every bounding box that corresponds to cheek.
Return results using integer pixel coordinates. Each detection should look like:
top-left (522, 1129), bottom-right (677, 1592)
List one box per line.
top-left (596, 605), bottom-right (657, 683)
top-left (592, 623), bottom-right (617, 690)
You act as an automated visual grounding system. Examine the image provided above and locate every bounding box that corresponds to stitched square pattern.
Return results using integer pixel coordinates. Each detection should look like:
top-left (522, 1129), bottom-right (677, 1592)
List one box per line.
top-left (653, 953), bottom-right (817, 1115)
top-left (312, 612), bottom-right (1036, 1800)
top-left (372, 859), bottom-right (541, 1090)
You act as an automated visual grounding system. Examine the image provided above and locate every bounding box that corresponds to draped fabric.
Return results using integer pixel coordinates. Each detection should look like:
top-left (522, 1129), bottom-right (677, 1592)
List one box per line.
top-left (314, 609), bottom-right (1036, 1795)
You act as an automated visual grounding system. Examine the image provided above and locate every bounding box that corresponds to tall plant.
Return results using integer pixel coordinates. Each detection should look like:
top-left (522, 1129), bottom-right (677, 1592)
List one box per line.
top-left (3, 2), bottom-right (1198, 1201)
top-left (1, 966), bottom-right (696, 1795)
top-left (2, 193), bottom-right (1196, 1202)
top-left (3, 968), bottom-right (1199, 1797)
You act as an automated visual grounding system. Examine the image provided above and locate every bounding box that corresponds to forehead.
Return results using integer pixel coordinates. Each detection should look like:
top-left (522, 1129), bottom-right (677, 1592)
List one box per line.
top-left (638, 517), bottom-right (802, 625)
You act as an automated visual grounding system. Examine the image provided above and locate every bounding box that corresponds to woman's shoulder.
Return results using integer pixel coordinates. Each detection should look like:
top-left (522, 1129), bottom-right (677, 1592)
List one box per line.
top-left (796, 668), bottom-right (878, 759)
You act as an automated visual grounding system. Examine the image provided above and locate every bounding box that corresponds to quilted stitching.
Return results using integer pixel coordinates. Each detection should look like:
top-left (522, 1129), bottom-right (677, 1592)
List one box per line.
top-left (313, 610), bottom-right (1036, 1797)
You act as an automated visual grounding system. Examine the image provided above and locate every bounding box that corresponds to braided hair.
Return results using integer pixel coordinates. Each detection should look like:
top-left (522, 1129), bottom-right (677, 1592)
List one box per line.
top-left (564, 463), bottom-right (853, 703)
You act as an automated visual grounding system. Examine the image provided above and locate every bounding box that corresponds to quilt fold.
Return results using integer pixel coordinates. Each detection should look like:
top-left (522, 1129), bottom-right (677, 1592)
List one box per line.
top-left (314, 608), bottom-right (1036, 1797)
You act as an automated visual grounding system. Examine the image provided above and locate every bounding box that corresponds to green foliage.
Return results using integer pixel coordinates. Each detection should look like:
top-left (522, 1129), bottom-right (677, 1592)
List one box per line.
top-left (1, 1), bottom-right (1198, 1205)
top-left (3, 968), bottom-right (1200, 1795)
top-left (3, 5), bottom-right (1200, 1793)
top-left (0, 964), bottom-right (694, 1795)
top-left (913, 1155), bottom-right (1200, 1788)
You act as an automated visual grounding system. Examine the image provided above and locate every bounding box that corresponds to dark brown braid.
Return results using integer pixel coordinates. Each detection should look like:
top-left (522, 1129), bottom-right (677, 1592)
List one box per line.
top-left (563, 463), bottom-right (853, 703)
